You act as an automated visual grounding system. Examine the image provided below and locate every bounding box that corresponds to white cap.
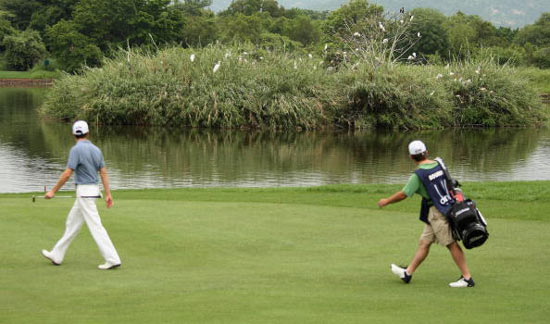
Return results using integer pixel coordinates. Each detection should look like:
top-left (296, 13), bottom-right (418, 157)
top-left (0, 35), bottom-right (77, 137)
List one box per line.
top-left (408, 140), bottom-right (427, 155)
top-left (72, 120), bottom-right (89, 135)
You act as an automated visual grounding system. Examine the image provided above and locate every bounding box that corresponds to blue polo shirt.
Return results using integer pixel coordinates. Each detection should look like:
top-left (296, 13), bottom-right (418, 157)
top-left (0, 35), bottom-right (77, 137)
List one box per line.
top-left (67, 140), bottom-right (105, 185)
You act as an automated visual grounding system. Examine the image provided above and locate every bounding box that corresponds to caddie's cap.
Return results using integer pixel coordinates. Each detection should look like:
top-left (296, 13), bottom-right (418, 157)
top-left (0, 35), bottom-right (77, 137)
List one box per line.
top-left (72, 120), bottom-right (89, 135)
top-left (408, 140), bottom-right (427, 155)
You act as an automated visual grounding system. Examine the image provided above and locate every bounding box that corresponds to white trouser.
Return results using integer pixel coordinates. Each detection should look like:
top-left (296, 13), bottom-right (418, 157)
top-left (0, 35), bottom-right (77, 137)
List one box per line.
top-left (49, 184), bottom-right (121, 265)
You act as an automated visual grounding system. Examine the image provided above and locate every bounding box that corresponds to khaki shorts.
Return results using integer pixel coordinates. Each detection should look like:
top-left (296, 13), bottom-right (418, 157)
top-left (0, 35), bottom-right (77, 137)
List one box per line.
top-left (420, 206), bottom-right (455, 246)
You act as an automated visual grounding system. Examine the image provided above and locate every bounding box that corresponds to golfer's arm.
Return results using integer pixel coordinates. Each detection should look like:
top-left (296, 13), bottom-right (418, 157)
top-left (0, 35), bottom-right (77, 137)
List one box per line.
top-left (385, 191), bottom-right (408, 205)
top-left (99, 167), bottom-right (111, 196)
top-left (51, 168), bottom-right (73, 193)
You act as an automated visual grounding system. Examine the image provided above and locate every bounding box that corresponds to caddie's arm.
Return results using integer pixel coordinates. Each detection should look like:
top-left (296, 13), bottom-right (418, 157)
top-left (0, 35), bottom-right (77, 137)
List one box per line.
top-left (377, 191), bottom-right (407, 208)
top-left (99, 167), bottom-right (114, 208)
top-left (45, 168), bottom-right (73, 199)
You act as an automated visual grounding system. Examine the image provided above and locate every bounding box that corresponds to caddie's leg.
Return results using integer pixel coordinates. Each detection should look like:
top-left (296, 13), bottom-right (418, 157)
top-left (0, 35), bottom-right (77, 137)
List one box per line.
top-left (447, 242), bottom-right (471, 279)
top-left (407, 239), bottom-right (432, 275)
top-left (50, 200), bottom-right (85, 263)
top-left (79, 197), bottom-right (121, 265)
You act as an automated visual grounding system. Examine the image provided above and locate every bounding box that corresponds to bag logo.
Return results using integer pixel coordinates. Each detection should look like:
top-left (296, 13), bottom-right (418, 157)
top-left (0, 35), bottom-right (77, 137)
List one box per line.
top-left (455, 208), bottom-right (470, 216)
top-left (428, 170), bottom-right (444, 181)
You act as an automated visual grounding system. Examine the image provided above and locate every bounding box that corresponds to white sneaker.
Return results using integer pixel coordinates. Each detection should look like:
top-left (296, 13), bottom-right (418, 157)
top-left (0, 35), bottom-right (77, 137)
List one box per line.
top-left (98, 262), bottom-right (121, 270)
top-left (391, 264), bottom-right (412, 283)
top-left (449, 276), bottom-right (475, 288)
top-left (41, 250), bottom-right (60, 265)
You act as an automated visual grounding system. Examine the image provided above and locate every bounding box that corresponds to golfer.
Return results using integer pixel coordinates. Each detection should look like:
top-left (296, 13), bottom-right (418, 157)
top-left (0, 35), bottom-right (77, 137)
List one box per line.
top-left (41, 120), bottom-right (121, 270)
top-left (377, 140), bottom-right (474, 287)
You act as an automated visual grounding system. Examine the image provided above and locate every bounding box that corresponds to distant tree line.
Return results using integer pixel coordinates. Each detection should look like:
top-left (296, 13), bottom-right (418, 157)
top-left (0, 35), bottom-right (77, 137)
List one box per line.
top-left (0, 0), bottom-right (549, 72)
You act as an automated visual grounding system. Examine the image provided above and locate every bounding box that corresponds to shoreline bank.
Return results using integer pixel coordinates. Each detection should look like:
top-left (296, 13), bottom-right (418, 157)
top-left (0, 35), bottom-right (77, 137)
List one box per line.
top-left (0, 78), bottom-right (54, 87)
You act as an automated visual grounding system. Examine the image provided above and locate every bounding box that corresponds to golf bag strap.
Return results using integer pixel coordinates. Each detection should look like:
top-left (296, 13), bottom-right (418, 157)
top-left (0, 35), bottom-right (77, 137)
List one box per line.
top-left (434, 157), bottom-right (456, 196)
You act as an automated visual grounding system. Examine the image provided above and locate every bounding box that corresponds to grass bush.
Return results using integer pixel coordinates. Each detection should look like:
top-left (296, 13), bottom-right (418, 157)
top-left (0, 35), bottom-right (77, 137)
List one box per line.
top-left (336, 64), bottom-right (454, 129)
top-left (41, 45), bottom-right (336, 130)
top-left (41, 45), bottom-right (547, 130)
top-left (439, 61), bottom-right (545, 127)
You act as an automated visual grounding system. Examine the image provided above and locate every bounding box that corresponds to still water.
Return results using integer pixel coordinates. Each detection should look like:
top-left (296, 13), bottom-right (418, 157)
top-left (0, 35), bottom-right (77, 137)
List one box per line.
top-left (1, 88), bottom-right (549, 193)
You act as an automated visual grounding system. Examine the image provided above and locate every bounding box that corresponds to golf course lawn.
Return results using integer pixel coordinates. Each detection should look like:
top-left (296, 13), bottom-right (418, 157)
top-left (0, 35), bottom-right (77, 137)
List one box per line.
top-left (1, 182), bottom-right (549, 323)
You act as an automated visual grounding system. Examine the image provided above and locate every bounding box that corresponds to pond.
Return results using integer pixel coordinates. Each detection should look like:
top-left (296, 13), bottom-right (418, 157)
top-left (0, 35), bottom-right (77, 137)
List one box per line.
top-left (1, 87), bottom-right (549, 193)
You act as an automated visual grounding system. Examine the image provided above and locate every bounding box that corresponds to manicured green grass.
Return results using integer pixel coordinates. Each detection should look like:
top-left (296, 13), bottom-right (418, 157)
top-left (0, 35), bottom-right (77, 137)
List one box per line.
top-left (0, 70), bottom-right (60, 79)
top-left (1, 182), bottom-right (549, 323)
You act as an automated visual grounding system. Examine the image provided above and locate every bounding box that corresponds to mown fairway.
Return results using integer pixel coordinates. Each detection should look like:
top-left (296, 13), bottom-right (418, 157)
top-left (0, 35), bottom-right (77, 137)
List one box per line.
top-left (1, 183), bottom-right (549, 323)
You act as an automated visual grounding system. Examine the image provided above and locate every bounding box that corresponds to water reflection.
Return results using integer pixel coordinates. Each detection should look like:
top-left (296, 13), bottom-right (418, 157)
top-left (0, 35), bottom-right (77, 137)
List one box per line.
top-left (1, 88), bottom-right (549, 193)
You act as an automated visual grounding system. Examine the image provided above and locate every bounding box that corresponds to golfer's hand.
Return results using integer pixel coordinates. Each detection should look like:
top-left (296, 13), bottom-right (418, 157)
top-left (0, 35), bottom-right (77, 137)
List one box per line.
top-left (44, 190), bottom-right (55, 199)
top-left (105, 194), bottom-right (114, 208)
top-left (377, 198), bottom-right (388, 208)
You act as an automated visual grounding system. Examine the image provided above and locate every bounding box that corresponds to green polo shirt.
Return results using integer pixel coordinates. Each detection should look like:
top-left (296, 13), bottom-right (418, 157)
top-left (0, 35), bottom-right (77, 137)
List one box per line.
top-left (401, 162), bottom-right (439, 201)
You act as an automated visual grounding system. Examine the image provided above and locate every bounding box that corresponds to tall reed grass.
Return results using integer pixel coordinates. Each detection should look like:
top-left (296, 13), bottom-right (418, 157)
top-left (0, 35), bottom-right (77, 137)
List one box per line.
top-left (41, 45), bottom-right (546, 129)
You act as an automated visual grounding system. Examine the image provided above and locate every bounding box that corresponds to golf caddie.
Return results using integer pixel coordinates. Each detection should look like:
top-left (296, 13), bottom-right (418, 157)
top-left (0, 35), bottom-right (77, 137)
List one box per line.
top-left (41, 120), bottom-right (121, 270)
top-left (377, 140), bottom-right (474, 287)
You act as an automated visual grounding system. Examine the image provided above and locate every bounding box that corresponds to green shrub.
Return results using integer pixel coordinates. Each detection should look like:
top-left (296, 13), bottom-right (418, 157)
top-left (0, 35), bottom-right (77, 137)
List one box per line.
top-left (3, 29), bottom-right (47, 71)
top-left (41, 45), bottom-right (336, 130)
top-left (336, 64), bottom-right (454, 129)
top-left (41, 45), bottom-right (547, 130)
top-left (441, 60), bottom-right (545, 126)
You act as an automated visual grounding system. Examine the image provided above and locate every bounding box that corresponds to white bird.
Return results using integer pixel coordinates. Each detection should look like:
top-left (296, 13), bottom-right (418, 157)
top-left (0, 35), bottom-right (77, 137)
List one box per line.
top-left (353, 32), bottom-right (361, 37)
top-left (213, 61), bottom-right (221, 73)
top-left (378, 22), bottom-right (386, 32)
top-left (308, 53), bottom-right (313, 59)
top-left (383, 38), bottom-right (389, 44)
top-left (449, 72), bottom-right (455, 76)
top-left (190, 54), bottom-right (195, 62)
top-left (417, 32), bottom-right (421, 38)
top-left (407, 55), bottom-right (414, 60)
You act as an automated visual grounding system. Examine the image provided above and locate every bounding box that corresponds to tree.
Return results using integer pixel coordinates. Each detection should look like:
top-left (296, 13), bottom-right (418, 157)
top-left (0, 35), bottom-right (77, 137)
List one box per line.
top-left (0, 0), bottom-right (41, 30)
top-left (3, 29), bottom-right (47, 70)
top-left (515, 12), bottom-right (550, 48)
top-left (172, 0), bottom-right (212, 16)
top-left (46, 20), bottom-right (102, 72)
top-left (408, 8), bottom-right (450, 59)
top-left (180, 14), bottom-right (218, 47)
top-left (322, 0), bottom-right (384, 44)
top-left (221, 0), bottom-right (284, 18)
top-left (0, 10), bottom-right (15, 51)
top-left (531, 47), bottom-right (550, 69)
top-left (29, 0), bottom-right (80, 35)
top-left (219, 13), bottom-right (264, 43)
top-left (283, 15), bottom-right (321, 46)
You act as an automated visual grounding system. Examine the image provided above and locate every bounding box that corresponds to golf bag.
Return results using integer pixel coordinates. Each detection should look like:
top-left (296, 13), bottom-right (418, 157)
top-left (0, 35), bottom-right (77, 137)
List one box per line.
top-left (435, 158), bottom-right (489, 249)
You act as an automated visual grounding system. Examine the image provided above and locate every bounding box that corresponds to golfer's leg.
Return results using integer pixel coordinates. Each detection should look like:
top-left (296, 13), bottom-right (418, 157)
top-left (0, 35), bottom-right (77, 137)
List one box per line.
top-left (80, 198), bottom-right (121, 264)
top-left (50, 200), bottom-right (85, 263)
top-left (447, 242), bottom-right (471, 279)
top-left (407, 239), bottom-right (431, 275)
